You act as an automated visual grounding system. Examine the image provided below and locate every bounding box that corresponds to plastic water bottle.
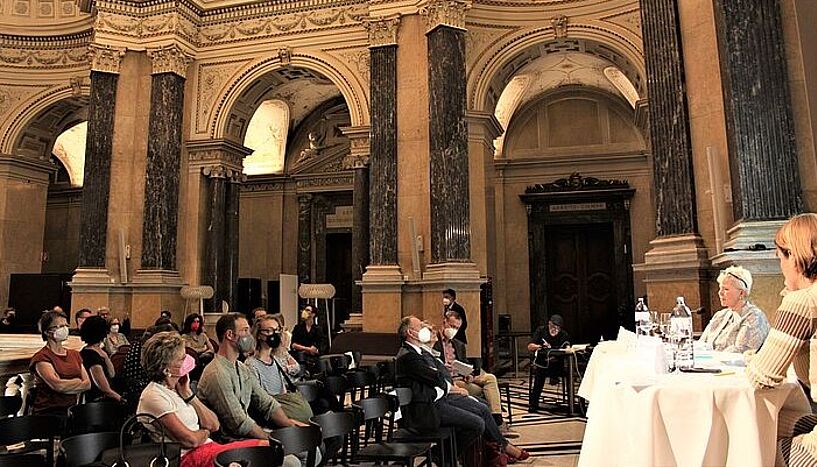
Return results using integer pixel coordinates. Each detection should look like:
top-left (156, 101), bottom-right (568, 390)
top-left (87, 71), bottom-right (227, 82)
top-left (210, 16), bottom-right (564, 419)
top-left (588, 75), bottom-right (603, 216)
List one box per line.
top-left (635, 298), bottom-right (651, 336)
top-left (670, 297), bottom-right (694, 369)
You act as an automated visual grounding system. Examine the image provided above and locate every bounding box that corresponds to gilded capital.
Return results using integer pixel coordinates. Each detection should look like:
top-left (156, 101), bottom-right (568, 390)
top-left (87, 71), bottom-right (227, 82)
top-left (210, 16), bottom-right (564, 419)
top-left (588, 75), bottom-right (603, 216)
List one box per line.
top-left (147, 45), bottom-right (194, 78)
top-left (364, 14), bottom-right (401, 48)
top-left (420, 0), bottom-right (471, 33)
top-left (88, 44), bottom-right (126, 74)
top-left (342, 154), bottom-right (370, 170)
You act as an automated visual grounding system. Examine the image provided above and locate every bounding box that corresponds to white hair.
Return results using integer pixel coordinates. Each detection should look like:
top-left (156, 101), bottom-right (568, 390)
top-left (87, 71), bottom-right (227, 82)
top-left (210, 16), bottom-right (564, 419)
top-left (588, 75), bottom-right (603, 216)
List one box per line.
top-left (716, 265), bottom-right (753, 295)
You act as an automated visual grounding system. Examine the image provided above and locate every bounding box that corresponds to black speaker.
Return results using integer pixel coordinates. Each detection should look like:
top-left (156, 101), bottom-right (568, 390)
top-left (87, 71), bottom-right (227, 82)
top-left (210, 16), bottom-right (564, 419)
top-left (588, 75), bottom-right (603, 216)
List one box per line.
top-left (8, 273), bottom-right (72, 332)
top-left (266, 280), bottom-right (280, 314)
top-left (237, 278), bottom-right (262, 318)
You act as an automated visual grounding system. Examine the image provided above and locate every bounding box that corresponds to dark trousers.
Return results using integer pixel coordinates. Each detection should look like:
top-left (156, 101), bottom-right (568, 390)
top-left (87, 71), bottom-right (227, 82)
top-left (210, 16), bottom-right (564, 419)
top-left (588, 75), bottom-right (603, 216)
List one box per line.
top-left (446, 394), bottom-right (506, 447)
top-left (435, 397), bottom-right (484, 455)
top-left (529, 357), bottom-right (565, 410)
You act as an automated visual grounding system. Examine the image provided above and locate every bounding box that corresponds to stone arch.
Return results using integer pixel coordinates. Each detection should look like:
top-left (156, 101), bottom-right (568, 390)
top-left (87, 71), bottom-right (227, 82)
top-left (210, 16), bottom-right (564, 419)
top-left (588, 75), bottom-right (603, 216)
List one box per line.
top-left (468, 27), bottom-right (645, 115)
top-left (211, 50), bottom-right (369, 142)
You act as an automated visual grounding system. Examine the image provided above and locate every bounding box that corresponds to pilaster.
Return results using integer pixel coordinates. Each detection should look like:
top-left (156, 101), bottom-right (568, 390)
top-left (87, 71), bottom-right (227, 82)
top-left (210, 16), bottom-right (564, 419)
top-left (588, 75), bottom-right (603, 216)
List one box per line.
top-left (342, 126), bottom-right (370, 316)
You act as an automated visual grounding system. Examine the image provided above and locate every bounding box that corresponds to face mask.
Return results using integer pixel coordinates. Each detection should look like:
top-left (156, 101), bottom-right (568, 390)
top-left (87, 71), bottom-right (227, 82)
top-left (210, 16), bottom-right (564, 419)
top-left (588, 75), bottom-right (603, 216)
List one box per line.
top-left (266, 332), bottom-right (282, 349)
top-left (110, 325), bottom-right (120, 333)
top-left (191, 321), bottom-right (200, 332)
top-left (443, 298), bottom-right (451, 307)
top-left (301, 310), bottom-right (311, 321)
top-left (417, 327), bottom-right (432, 344)
top-left (52, 326), bottom-right (69, 342)
top-left (236, 334), bottom-right (255, 354)
top-left (443, 327), bottom-right (458, 340)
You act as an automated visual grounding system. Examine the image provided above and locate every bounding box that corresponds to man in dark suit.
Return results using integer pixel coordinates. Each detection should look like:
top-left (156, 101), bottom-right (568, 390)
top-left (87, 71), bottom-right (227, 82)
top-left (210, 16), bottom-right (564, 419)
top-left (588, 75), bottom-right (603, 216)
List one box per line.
top-left (442, 289), bottom-right (467, 343)
top-left (395, 316), bottom-right (483, 456)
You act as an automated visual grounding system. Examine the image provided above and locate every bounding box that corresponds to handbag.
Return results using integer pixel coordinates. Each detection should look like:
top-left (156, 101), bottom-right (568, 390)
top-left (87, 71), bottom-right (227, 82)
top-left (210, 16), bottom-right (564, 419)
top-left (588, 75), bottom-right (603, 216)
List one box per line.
top-left (98, 413), bottom-right (182, 467)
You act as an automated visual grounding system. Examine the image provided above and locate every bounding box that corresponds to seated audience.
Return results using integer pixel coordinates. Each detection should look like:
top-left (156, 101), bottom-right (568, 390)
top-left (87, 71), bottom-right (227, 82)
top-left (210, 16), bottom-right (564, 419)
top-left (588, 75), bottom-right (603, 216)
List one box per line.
top-left (80, 315), bottom-right (124, 403)
top-left (699, 265), bottom-right (770, 353)
top-left (251, 307), bottom-right (267, 324)
top-left (396, 316), bottom-right (528, 463)
top-left (746, 213), bottom-right (817, 466)
top-left (433, 309), bottom-right (506, 431)
top-left (72, 308), bottom-right (92, 335)
top-left (137, 331), bottom-right (278, 467)
top-left (97, 306), bottom-right (111, 322)
top-left (103, 316), bottom-right (130, 355)
top-left (0, 307), bottom-right (17, 333)
top-left (247, 314), bottom-right (313, 423)
top-left (291, 306), bottom-right (325, 370)
top-left (442, 288), bottom-right (468, 343)
top-left (30, 310), bottom-right (91, 416)
top-left (181, 313), bottom-right (215, 358)
top-left (528, 314), bottom-right (570, 413)
top-left (123, 322), bottom-right (177, 410)
top-left (197, 313), bottom-right (308, 438)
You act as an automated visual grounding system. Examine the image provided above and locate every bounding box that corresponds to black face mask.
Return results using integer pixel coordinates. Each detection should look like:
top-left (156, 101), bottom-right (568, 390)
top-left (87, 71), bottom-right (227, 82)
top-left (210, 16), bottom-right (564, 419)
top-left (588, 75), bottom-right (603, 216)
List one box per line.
top-left (266, 332), bottom-right (282, 349)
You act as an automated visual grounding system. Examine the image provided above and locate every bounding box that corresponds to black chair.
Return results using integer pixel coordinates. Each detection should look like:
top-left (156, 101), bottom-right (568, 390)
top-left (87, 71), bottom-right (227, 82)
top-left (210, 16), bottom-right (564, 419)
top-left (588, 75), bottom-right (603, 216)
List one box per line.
top-left (269, 424), bottom-right (323, 467)
top-left (346, 369), bottom-right (375, 403)
top-left (375, 359), bottom-right (396, 392)
top-left (296, 380), bottom-right (322, 403)
top-left (497, 381), bottom-right (514, 425)
top-left (214, 443), bottom-right (285, 467)
top-left (311, 411), bottom-right (356, 465)
top-left (0, 453), bottom-right (49, 467)
top-left (67, 401), bottom-right (126, 435)
top-left (324, 375), bottom-right (348, 408)
top-left (60, 431), bottom-right (120, 467)
top-left (390, 387), bottom-right (457, 467)
top-left (353, 396), bottom-right (433, 466)
top-left (0, 415), bottom-right (62, 466)
top-left (0, 395), bottom-right (22, 418)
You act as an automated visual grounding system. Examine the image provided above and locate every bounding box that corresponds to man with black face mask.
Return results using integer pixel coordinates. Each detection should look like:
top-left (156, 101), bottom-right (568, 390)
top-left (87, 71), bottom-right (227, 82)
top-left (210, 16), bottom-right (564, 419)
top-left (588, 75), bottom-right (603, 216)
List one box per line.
top-left (247, 315), bottom-right (314, 423)
top-left (197, 313), bottom-right (309, 449)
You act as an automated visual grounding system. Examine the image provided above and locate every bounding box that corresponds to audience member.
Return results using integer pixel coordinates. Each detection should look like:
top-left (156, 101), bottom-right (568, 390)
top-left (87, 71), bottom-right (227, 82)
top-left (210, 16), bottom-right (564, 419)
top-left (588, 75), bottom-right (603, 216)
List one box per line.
top-left (0, 307), bottom-right (17, 333)
top-left (247, 315), bottom-right (313, 423)
top-left (72, 308), bottom-right (92, 335)
top-left (103, 316), bottom-right (130, 355)
top-left (97, 306), bottom-right (111, 321)
top-left (137, 331), bottom-right (279, 467)
top-left (699, 265), bottom-right (769, 353)
top-left (747, 213), bottom-right (817, 466)
top-left (197, 314), bottom-right (309, 441)
top-left (123, 322), bottom-right (176, 410)
top-left (155, 316), bottom-right (180, 332)
top-left (291, 305), bottom-right (325, 370)
top-left (528, 314), bottom-right (570, 413)
top-left (251, 307), bottom-right (267, 324)
top-left (442, 289), bottom-right (468, 343)
top-left (181, 313), bottom-right (215, 358)
top-left (30, 310), bottom-right (90, 416)
top-left (80, 315), bottom-right (124, 403)
top-left (434, 309), bottom-right (507, 432)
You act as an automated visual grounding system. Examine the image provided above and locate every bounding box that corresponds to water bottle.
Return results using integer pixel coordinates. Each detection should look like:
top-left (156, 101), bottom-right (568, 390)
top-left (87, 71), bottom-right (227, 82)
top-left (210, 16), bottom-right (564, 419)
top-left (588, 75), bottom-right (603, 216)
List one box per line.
top-left (635, 298), bottom-right (651, 336)
top-left (670, 296), bottom-right (694, 369)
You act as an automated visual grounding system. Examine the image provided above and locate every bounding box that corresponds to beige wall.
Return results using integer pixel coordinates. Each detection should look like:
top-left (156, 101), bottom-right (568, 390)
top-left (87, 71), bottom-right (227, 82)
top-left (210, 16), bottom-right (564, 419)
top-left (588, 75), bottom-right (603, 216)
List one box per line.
top-left (43, 190), bottom-right (81, 274)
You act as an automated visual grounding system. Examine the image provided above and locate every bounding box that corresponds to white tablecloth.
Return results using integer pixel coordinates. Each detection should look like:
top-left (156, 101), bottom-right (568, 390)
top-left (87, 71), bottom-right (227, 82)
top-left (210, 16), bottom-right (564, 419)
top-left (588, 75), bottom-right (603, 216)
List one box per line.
top-left (578, 341), bottom-right (811, 467)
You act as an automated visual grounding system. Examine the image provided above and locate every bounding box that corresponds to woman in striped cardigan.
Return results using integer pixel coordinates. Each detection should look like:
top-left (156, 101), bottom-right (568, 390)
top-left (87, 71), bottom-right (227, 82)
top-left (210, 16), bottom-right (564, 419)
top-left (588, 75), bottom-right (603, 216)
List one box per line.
top-left (747, 213), bottom-right (817, 466)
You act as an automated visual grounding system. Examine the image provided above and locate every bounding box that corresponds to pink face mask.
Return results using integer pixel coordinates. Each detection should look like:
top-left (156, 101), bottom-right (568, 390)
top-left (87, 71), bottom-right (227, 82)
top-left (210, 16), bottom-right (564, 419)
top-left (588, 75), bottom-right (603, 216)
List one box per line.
top-left (178, 354), bottom-right (196, 377)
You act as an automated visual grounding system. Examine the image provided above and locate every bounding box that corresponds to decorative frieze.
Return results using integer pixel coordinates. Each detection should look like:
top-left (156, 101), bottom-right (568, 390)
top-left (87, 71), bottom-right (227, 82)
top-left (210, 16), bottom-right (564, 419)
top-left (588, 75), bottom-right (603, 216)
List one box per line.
top-left (88, 43), bottom-right (125, 73)
top-left (0, 34), bottom-right (90, 69)
top-left (420, 0), bottom-right (471, 33)
top-left (295, 175), bottom-right (354, 189)
top-left (551, 14), bottom-right (568, 38)
top-left (147, 44), bottom-right (194, 77)
top-left (342, 154), bottom-right (370, 170)
top-left (364, 14), bottom-right (401, 48)
top-left (187, 139), bottom-right (251, 173)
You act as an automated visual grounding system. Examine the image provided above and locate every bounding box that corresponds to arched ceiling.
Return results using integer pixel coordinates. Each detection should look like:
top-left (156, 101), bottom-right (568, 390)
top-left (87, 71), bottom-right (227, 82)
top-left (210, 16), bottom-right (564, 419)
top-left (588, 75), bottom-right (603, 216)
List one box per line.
top-left (0, 0), bottom-right (92, 35)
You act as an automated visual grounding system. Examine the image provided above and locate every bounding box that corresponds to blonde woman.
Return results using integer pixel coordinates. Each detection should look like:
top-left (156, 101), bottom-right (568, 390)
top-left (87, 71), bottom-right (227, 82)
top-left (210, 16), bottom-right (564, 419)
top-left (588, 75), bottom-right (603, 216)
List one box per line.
top-left (747, 213), bottom-right (817, 466)
top-left (699, 265), bottom-right (770, 353)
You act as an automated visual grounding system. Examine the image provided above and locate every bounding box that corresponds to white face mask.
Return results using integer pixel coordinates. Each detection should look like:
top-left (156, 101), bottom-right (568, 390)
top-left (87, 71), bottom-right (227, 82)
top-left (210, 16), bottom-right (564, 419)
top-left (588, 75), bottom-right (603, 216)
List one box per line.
top-left (443, 327), bottom-right (458, 340)
top-left (417, 327), bottom-right (432, 344)
top-left (52, 326), bottom-right (69, 342)
top-left (442, 298), bottom-right (451, 307)
top-left (110, 325), bottom-right (119, 333)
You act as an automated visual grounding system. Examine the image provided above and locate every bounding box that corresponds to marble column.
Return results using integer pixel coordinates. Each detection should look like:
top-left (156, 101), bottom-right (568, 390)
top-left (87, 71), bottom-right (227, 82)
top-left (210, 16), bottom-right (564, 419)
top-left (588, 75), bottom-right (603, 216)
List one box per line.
top-left (204, 167), bottom-right (227, 312)
top-left (225, 176), bottom-right (241, 312)
top-left (341, 126), bottom-right (371, 316)
top-left (297, 194), bottom-right (313, 285)
top-left (141, 72), bottom-right (186, 270)
top-left (427, 17), bottom-right (470, 262)
top-left (713, 0), bottom-right (803, 242)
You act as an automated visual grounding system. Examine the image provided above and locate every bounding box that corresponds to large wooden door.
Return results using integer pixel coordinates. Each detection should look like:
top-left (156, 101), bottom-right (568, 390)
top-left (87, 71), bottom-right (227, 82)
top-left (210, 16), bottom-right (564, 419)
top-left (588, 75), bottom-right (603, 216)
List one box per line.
top-left (545, 223), bottom-right (617, 345)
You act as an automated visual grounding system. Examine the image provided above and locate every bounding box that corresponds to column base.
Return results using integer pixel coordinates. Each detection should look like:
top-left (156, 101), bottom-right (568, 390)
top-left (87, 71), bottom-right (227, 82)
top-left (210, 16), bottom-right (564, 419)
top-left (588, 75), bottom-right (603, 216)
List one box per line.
top-left (70, 268), bottom-right (120, 315)
top-left (723, 220), bottom-right (787, 251)
top-left (361, 265), bottom-right (405, 333)
top-left (130, 270), bottom-right (186, 328)
top-left (633, 235), bottom-right (711, 330)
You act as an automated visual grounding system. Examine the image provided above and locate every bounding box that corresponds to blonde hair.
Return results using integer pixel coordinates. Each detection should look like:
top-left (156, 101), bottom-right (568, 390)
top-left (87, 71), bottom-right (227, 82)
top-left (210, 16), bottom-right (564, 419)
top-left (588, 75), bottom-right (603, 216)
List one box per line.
top-left (141, 331), bottom-right (184, 382)
top-left (776, 213), bottom-right (817, 280)
top-left (716, 265), bottom-right (753, 294)
top-left (252, 314), bottom-right (280, 349)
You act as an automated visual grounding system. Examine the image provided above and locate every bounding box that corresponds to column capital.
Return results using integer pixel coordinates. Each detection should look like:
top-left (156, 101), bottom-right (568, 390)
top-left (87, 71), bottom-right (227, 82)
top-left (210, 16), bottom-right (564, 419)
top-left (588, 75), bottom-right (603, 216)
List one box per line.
top-left (340, 125), bottom-right (371, 169)
top-left (363, 14), bottom-right (401, 48)
top-left (0, 154), bottom-right (54, 185)
top-left (187, 139), bottom-right (251, 174)
top-left (88, 44), bottom-right (126, 74)
top-left (420, 0), bottom-right (471, 33)
top-left (201, 165), bottom-right (244, 181)
top-left (147, 44), bottom-right (194, 78)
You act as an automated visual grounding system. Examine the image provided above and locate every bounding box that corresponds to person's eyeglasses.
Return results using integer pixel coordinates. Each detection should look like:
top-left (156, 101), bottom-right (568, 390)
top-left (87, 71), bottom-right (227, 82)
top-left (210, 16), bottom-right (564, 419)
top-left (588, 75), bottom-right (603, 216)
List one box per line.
top-left (259, 328), bottom-right (276, 335)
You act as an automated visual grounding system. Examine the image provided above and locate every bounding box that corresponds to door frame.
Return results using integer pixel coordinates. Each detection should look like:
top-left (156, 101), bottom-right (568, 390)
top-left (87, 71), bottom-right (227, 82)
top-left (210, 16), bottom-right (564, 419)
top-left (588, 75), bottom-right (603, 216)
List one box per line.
top-left (520, 173), bottom-right (635, 337)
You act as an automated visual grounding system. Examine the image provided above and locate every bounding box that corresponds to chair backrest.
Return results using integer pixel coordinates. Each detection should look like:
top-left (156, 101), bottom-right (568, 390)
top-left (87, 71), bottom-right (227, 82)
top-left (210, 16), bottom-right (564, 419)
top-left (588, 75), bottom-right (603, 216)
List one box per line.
top-left (323, 375), bottom-right (347, 404)
top-left (0, 395), bottom-right (22, 417)
top-left (0, 414), bottom-right (62, 445)
top-left (310, 411), bottom-right (355, 439)
top-left (68, 401), bottom-right (126, 434)
top-left (296, 381), bottom-right (321, 403)
top-left (317, 356), bottom-right (335, 376)
top-left (60, 431), bottom-right (120, 467)
top-left (269, 424), bottom-right (322, 467)
top-left (394, 387), bottom-right (412, 406)
top-left (214, 443), bottom-right (285, 467)
top-left (358, 396), bottom-right (390, 422)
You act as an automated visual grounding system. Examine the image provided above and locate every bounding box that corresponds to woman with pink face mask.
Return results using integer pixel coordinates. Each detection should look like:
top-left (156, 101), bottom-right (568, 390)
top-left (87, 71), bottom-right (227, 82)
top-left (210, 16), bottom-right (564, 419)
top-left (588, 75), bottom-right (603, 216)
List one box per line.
top-left (138, 332), bottom-right (268, 467)
top-left (182, 313), bottom-right (215, 358)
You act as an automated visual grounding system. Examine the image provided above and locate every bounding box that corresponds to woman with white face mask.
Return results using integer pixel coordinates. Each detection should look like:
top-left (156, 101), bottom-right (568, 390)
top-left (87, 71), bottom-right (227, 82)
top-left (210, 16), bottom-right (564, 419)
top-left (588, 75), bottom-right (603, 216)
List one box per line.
top-left (103, 316), bottom-right (130, 355)
top-left (30, 309), bottom-right (91, 416)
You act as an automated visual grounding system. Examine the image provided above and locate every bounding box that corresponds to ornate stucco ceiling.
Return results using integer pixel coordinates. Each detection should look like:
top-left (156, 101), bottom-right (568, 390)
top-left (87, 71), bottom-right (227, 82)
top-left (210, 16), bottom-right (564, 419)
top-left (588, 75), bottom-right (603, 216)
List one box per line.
top-left (0, 0), bottom-right (91, 34)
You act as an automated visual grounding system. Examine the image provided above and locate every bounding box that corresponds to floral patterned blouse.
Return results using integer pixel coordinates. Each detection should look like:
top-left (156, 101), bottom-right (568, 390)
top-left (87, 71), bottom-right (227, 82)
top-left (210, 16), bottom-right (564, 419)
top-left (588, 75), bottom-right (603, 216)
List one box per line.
top-left (699, 302), bottom-right (770, 353)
